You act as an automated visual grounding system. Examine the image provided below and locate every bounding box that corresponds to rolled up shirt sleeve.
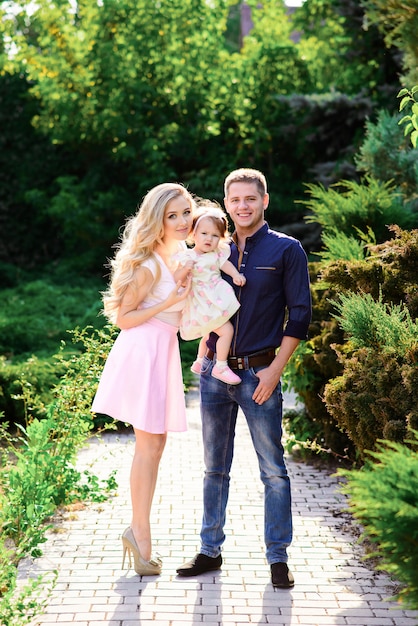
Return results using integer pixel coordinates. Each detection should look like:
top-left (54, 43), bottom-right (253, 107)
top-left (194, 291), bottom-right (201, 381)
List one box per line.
top-left (282, 240), bottom-right (312, 340)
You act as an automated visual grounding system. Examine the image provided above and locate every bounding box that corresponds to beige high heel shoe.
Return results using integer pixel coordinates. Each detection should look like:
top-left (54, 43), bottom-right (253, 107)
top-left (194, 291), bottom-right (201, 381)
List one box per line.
top-left (121, 527), bottom-right (162, 576)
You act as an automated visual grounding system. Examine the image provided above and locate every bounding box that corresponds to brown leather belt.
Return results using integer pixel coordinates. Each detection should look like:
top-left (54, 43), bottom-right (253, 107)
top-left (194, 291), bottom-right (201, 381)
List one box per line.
top-left (206, 348), bottom-right (276, 370)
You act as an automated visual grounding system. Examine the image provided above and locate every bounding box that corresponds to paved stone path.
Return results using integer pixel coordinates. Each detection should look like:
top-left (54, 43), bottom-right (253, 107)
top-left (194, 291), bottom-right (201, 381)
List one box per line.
top-left (21, 390), bottom-right (418, 626)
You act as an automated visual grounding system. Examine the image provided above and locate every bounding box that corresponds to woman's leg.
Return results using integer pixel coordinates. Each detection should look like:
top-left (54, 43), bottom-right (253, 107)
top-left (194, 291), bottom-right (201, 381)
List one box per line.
top-left (130, 428), bottom-right (167, 561)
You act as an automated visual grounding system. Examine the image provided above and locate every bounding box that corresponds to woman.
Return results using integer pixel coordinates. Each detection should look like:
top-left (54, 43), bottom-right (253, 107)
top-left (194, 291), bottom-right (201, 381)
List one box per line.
top-left (92, 183), bottom-right (195, 575)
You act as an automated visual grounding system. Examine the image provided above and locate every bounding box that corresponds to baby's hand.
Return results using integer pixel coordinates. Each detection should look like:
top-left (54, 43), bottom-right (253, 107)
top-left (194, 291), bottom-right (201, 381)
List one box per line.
top-left (174, 261), bottom-right (194, 286)
top-left (233, 274), bottom-right (246, 286)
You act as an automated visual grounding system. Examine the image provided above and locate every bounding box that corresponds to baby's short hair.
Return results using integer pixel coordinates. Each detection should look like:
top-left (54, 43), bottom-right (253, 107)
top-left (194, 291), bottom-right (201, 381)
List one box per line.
top-left (192, 203), bottom-right (229, 239)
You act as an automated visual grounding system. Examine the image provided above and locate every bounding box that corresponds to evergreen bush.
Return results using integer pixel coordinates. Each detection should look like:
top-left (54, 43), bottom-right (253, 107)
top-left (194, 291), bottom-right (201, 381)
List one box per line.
top-left (287, 227), bottom-right (418, 459)
top-left (355, 109), bottom-right (418, 203)
top-left (338, 431), bottom-right (418, 610)
top-left (330, 290), bottom-right (418, 353)
top-left (302, 177), bottom-right (416, 241)
top-left (324, 345), bottom-right (418, 456)
top-left (316, 228), bottom-right (374, 262)
top-left (321, 247), bottom-right (418, 456)
top-left (285, 263), bottom-right (355, 459)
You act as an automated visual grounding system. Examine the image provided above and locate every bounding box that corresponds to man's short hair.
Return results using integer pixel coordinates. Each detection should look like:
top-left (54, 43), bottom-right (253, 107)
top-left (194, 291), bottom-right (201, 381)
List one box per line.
top-left (224, 168), bottom-right (267, 197)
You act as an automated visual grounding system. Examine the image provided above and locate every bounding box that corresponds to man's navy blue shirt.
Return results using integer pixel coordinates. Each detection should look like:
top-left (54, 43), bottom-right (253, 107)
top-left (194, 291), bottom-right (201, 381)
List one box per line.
top-left (207, 222), bottom-right (312, 356)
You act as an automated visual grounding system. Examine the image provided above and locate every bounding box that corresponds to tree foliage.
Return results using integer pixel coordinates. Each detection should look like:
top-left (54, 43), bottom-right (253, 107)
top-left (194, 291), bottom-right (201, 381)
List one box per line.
top-left (360, 0), bottom-right (418, 84)
top-left (293, 0), bottom-right (401, 97)
top-left (0, 0), bottom-right (406, 274)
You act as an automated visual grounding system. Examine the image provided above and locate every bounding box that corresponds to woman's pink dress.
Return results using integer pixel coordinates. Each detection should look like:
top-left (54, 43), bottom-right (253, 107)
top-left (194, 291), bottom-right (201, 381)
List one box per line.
top-left (91, 253), bottom-right (187, 433)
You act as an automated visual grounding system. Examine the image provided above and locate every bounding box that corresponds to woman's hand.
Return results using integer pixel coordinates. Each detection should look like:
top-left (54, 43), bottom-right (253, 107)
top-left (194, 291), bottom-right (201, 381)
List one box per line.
top-left (116, 269), bottom-right (192, 330)
top-left (164, 274), bottom-right (192, 308)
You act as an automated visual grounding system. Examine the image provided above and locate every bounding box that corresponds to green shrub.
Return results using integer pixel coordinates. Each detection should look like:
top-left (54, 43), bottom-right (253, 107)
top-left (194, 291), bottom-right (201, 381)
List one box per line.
top-left (283, 340), bottom-right (356, 463)
top-left (321, 226), bottom-right (418, 319)
top-left (283, 407), bottom-right (329, 461)
top-left (0, 326), bottom-right (118, 549)
top-left (0, 275), bottom-right (108, 427)
top-left (316, 227), bottom-right (375, 262)
top-left (317, 231), bottom-right (365, 262)
top-left (302, 177), bottom-right (416, 242)
top-left (355, 109), bottom-right (418, 202)
top-left (282, 340), bottom-right (316, 395)
top-left (0, 279), bottom-right (104, 357)
top-left (0, 354), bottom-right (66, 427)
top-left (338, 432), bottom-right (418, 610)
top-left (0, 565), bottom-right (57, 626)
top-left (284, 263), bottom-right (356, 459)
top-left (324, 346), bottom-right (418, 457)
top-left (330, 290), bottom-right (418, 353)
top-left (293, 227), bottom-right (418, 459)
top-left (322, 286), bottom-right (418, 456)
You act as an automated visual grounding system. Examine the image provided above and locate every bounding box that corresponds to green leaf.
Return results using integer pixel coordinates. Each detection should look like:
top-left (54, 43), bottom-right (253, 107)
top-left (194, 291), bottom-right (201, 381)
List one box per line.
top-left (398, 114), bottom-right (411, 125)
top-left (397, 88), bottom-right (409, 97)
top-left (399, 96), bottom-right (412, 111)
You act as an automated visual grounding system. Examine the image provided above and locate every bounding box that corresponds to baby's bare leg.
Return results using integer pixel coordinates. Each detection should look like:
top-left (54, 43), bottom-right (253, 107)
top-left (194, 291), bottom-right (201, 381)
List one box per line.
top-left (197, 335), bottom-right (209, 359)
top-left (213, 320), bottom-right (234, 361)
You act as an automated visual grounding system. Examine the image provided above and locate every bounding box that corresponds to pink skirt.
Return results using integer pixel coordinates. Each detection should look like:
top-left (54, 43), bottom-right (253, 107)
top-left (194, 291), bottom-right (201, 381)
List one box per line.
top-left (92, 318), bottom-right (187, 433)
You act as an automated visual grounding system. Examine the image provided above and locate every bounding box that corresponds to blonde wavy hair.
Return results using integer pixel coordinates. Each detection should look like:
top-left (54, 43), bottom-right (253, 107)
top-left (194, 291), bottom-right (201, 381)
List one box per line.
top-left (103, 183), bottom-right (195, 323)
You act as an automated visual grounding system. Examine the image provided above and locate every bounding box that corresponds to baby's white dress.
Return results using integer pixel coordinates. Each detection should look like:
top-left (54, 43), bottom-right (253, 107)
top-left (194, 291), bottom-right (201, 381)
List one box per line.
top-left (176, 244), bottom-right (240, 341)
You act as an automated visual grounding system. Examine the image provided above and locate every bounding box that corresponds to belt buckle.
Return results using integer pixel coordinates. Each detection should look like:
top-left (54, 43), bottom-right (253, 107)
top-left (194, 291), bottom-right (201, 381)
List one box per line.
top-left (236, 356), bottom-right (248, 370)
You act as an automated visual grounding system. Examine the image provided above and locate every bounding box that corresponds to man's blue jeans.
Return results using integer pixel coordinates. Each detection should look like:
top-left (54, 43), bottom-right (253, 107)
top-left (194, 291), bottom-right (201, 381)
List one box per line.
top-left (198, 356), bottom-right (292, 564)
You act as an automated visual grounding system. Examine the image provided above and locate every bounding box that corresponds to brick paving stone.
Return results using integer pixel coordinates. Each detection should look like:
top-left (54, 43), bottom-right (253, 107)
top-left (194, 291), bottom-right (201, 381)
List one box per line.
top-left (17, 389), bottom-right (418, 626)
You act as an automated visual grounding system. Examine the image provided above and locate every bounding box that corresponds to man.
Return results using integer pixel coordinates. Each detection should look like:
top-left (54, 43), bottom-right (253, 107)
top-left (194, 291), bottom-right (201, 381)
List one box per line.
top-left (176, 168), bottom-right (312, 588)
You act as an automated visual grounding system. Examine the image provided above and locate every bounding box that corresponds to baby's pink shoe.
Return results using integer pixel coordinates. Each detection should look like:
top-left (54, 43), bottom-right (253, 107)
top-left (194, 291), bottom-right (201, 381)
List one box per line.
top-left (190, 360), bottom-right (202, 375)
top-left (211, 364), bottom-right (241, 385)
